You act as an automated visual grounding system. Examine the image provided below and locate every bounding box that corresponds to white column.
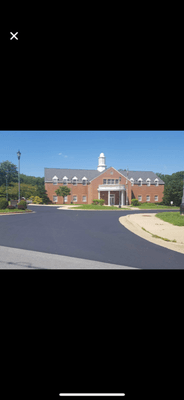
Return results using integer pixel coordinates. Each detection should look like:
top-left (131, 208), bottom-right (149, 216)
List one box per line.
top-left (98, 191), bottom-right (100, 200)
top-left (108, 191), bottom-right (110, 206)
top-left (121, 191), bottom-right (125, 206)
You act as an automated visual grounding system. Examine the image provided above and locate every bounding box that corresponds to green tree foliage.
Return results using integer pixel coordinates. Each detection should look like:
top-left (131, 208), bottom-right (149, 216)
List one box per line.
top-left (55, 186), bottom-right (71, 202)
top-left (20, 174), bottom-right (44, 186)
top-left (156, 171), bottom-right (184, 206)
top-left (0, 161), bottom-right (18, 185)
top-left (34, 185), bottom-right (50, 204)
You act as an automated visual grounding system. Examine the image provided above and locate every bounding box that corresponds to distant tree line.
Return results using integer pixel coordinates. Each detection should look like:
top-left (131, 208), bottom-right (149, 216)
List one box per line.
top-left (156, 171), bottom-right (184, 206)
top-left (0, 160), bottom-right (49, 203)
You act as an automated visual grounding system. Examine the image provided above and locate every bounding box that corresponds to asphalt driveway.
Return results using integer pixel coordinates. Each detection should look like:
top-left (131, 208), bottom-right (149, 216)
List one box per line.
top-left (0, 206), bottom-right (183, 269)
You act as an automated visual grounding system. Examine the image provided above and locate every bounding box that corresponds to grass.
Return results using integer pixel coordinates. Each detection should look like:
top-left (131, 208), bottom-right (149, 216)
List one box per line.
top-left (0, 208), bottom-right (32, 213)
top-left (141, 227), bottom-right (177, 242)
top-left (70, 204), bottom-right (129, 210)
top-left (132, 203), bottom-right (180, 210)
top-left (156, 212), bottom-right (184, 226)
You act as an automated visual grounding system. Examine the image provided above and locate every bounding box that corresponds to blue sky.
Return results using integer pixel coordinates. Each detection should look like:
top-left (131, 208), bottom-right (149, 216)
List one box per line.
top-left (0, 131), bottom-right (183, 177)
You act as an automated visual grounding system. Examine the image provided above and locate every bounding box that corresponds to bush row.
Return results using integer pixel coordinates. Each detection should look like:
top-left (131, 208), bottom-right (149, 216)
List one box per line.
top-left (92, 199), bottom-right (105, 205)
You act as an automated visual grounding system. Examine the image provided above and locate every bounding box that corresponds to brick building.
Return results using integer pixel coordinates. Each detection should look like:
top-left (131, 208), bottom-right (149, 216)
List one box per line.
top-left (44, 153), bottom-right (165, 205)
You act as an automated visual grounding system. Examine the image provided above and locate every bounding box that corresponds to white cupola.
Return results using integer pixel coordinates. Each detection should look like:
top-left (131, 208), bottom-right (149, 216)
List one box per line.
top-left (97, 152), bottom-right (106, 172)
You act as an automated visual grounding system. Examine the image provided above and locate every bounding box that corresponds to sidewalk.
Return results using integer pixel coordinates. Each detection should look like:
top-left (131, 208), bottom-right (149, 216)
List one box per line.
top-left (119, 213), bottom-right (184, 254)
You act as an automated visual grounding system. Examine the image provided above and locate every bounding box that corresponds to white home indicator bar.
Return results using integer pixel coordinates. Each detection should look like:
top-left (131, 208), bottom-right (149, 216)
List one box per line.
top-left (59, 395), bottom-right (125, 397)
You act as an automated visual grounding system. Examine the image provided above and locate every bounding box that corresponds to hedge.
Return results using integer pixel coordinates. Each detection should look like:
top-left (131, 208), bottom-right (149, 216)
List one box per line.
top-left (92, 199), bottom-right (105, 205)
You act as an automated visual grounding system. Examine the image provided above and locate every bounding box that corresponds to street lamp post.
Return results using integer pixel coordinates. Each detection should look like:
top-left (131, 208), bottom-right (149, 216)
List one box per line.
top-left (180, 177), bottom-right (184, 215)
top-left (6, 170), bottom-right (8, 201)
top-left (17, 150), bottom-right (21, 203)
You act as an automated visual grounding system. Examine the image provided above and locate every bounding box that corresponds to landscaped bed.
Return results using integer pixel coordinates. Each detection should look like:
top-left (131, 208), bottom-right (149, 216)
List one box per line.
top-left (0, 209), bottom-right (33, 214)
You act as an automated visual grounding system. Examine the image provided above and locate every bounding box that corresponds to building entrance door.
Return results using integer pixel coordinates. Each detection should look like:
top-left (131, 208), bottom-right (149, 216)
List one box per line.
top-left (110, 194), bottom-right (115, 205)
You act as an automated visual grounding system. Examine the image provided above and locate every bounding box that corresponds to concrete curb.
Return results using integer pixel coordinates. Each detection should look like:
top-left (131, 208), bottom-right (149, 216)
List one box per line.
top-left (119, 214), bottom-right (184, 254)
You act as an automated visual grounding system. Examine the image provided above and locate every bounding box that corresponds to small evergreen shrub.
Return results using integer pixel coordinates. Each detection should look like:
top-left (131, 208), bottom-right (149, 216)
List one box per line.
top-left (32, 196), bottom-right (43, 204)
top-left (131, 199), bottom-right (140, 206)
top-left (7, 205), bottom-right (15, 209)
top-left (0, 198), bottom-right (8, 209)
top-left (17, 205), bottom-right (26, 209)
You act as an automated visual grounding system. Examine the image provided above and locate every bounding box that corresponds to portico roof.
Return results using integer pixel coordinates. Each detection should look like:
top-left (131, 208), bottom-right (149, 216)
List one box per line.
top-left (98, 184), bottom-right (126, 191)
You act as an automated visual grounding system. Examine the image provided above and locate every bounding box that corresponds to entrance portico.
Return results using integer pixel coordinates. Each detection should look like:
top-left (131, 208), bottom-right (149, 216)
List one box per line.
top-left (98, 184), bottom-right (126, 206)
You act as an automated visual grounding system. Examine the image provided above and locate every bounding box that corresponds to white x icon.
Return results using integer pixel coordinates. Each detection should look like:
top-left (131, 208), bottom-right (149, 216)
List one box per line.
top-left (10, 32), bottom-right (18, 40)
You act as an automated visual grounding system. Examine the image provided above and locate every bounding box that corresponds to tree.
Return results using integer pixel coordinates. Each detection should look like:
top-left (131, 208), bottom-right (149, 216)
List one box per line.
top-left (34, 185), bottom-right (50, 204)
top-left (55, 186), bottom-right (71, 203)
top-left (0, 161), bottom-right (18, 186)
top-left (156, 171), bottom-right (184, 206)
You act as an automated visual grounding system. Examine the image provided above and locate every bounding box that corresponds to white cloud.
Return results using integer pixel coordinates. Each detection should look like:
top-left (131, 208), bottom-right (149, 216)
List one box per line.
top-left (64, 155), bottom-right (68, 158)
top-left (58, 153), bottom-right (62, 155)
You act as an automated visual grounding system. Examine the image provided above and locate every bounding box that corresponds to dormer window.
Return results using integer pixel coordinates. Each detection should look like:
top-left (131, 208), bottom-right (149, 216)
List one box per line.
top-left (146, 178), bottom-right (151, 187)
top-left (63, 176), bottom-right (68, 185)
top-left (72, 176), bottom-right (78, 186)
top-left (82, 176), bottom-right (87, 186)
top-left (52, 175), bottom-right (59, 185)
top-left (138, 178), bottom-right (142, 187)
top-left (130, 178), bottom-right (134, 186)
top-left (154, 178), bottom-right (159, 187)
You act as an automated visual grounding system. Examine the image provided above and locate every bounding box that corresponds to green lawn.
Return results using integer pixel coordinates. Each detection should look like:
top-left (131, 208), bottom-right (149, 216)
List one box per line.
top-left (0, 208), bottom-right (31, 213)
top-left (134, 203), bottom-right (179, 210)
top-left (70, 204), bottom-right (129, 210)
top-left (156, 212), bottom-right (184, 226)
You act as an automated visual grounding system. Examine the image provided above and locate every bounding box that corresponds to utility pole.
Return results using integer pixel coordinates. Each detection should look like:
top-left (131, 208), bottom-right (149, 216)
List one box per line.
top-left (17, 150), bottom-right (21, 202)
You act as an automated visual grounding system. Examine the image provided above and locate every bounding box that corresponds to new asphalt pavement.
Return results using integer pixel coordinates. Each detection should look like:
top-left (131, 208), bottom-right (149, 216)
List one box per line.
top-left (0, 205), bottom-right (183, 269)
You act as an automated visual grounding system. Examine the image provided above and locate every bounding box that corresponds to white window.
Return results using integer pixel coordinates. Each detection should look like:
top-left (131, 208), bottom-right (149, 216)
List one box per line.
top-left (130, 178), bottom-right (134, 186)
top-left (115, 179), bottom-right (119, 184)
top-left (155, 179), bottom-right (159, 186)
top-left (72, 176), bottom-right (78, 186)
top-left (52, 175), bottom-right (58, 185)
top-left (73, 196), bottom-right (77, 202)
top-left (82, 177), bottom-right (87, 185)
top-left (155, 195), bottom-right (158, 202)
top-left (146, 195), bottom-right (150, 202)
top-left (146, 178), bottom-right (151, 187)
top-left (53, 196), bottom-right (58, 202)
top-left (111, 179), bottom-right (114, 184)
top-left (64, 196), bottom-right (68, 203)
top-left (103, 179), bottom-right (107, 184)
top-left (83, 196), bottom-right (87, 202)
top-left (63, 176), bottom-right (68, 185)
top-left (108, 179), bottom-right (111, 184)
top-left (138, 178), bottom-right (142, 186)
top-left (138, 195), bottom-right (142, 202)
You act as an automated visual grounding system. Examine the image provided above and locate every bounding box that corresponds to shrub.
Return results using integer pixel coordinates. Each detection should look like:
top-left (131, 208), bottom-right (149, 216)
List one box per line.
top-left (131, 199), bottom-right (140, 206)
top-left (92, 199), bottom-right (105, 205)
top-left (17, 200), bottom-right (27, 209)
top-left (7, 205), bottom-right (15, 209)
top-left (17, 205), bottom-right (26, 209)
top-left (32, 196), bottom-right (43, 204)
top-left (0, 198), bottom-right (8, 209)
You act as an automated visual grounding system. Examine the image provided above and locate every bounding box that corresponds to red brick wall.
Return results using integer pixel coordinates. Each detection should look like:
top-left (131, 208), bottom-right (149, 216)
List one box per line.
top-left (45, 182), bottom-right (88, 204)
top-left (131, 184), bottom-right (164, 203)
top-left (89, 167), bottom-right (127, 204)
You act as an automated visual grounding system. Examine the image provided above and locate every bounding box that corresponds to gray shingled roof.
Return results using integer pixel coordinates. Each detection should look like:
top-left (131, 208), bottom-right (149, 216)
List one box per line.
top-left (119, 170), bottom-right (165, 184)
top-left (44, 168), bottom-right (101, 183)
